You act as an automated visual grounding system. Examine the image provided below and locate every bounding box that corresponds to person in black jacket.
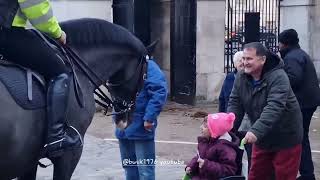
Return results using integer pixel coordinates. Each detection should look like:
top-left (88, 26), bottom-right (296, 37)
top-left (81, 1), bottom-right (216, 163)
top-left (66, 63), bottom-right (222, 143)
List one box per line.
top-left (279, 29), bottom-right (320, 180)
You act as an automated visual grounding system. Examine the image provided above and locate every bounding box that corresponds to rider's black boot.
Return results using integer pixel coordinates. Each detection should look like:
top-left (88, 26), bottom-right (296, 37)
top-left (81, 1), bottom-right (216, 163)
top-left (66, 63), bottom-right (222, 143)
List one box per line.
top-left (43, 73), bottom-right (82, 158)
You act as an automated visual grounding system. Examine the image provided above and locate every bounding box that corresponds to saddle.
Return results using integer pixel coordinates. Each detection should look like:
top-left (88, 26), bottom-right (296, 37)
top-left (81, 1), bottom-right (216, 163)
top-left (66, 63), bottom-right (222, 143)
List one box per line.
top-left (0, 29), bottom-right (84, 110)
top-left (0, 60), bottom-right (46, 109)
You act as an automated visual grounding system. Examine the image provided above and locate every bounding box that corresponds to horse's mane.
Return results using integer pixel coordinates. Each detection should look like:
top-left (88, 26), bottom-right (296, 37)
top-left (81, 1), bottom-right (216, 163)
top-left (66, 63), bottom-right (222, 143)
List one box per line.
top-left (60, 18), bottom-right (147, 56)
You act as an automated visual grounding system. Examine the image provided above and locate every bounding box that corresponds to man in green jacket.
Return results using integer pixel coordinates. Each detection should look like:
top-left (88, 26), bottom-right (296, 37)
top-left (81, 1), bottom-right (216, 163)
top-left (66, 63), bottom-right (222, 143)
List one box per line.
top-left (228, 42), bottom-right (303, 180)
top-left (0, 0), bottom-right (82, 157)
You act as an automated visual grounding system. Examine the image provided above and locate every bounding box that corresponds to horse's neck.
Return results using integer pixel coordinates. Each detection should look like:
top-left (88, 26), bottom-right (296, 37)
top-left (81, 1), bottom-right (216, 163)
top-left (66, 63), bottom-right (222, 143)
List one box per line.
top-left (73, 46), bottom-right (132, 87)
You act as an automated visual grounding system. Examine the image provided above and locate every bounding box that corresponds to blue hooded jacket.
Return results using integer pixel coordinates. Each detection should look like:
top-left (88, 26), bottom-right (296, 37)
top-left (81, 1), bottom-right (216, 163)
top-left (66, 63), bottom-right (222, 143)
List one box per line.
top-left (115, 60), bottom-right (168, 140)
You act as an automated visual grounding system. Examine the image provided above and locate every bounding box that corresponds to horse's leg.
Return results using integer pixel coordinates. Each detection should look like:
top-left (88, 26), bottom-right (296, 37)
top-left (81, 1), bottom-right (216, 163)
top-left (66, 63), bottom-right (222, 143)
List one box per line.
top-left (51, 147), bottom-right (83, 180)
top-left (16, 165), bottom-right (38, 180)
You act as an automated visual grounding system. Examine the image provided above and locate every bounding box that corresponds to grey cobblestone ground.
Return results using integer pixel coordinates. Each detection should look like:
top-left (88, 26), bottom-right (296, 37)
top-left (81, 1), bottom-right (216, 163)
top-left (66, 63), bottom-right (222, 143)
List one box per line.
top-left (37, 135), bottom-right (184, 180)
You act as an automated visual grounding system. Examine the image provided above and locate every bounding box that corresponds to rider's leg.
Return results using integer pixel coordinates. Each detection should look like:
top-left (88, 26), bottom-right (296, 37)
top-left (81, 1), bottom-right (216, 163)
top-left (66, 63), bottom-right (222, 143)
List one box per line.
top-left (44, 73), bottom-right (83, 157)
top-left (0, 27), bottom-right (82, 157)
top-left (0, 27), bottom-right (65, 78)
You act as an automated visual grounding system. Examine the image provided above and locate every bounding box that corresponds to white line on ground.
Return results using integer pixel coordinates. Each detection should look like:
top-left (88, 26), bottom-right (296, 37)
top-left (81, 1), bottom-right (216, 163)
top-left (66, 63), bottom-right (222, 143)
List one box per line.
top-left (103, 138), bottom-right (320, 153)
top-left (103, 138), bottom-right (197, 145)
top-left (103, 138), bottom-right (118, 142)
top-left (155, 140), bottom-right (197, 145)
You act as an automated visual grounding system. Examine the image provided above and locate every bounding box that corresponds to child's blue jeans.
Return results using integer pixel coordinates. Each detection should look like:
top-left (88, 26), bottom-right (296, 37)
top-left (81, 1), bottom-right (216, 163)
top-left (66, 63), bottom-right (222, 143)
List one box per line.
top-left (119, 139), bottom-right (155, 180)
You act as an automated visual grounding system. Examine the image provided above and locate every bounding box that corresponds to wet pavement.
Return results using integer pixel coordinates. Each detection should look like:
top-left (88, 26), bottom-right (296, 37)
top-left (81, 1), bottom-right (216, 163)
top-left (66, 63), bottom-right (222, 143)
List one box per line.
top-left (36, 135), bottom-right (184, 180)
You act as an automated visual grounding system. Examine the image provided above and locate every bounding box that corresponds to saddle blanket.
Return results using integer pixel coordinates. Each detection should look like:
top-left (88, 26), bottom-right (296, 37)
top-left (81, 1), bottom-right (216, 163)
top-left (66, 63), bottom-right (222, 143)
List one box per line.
top-left (0, 62), bottom-right (46, 109)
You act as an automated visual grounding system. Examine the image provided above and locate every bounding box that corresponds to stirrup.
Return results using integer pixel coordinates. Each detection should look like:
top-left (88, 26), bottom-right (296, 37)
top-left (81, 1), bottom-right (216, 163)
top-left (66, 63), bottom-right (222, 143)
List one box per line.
top-left (44, 138), bottom-right (64, 148)
top-left (43, 126), bottom-right (83, 148)
top-left (68, 125), bottom-right (84, 145)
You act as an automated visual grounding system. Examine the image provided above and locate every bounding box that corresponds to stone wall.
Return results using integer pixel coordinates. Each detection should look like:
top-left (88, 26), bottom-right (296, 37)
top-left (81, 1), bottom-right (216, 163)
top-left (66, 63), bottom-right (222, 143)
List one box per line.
top-left (51, 0), bottom-right (112, 21)
top-left (280, 0), bottom-right (320, 79)
top-left (196, 0), bottom-right (226, 102)
top-left (310, 0), bottom-right (320, 78)
top-left (280, 0), bottom-right (313, 55)
top-left (150, 0), bottom-right (227, 102)
top-left (150, 0), bottom-right (171, 92)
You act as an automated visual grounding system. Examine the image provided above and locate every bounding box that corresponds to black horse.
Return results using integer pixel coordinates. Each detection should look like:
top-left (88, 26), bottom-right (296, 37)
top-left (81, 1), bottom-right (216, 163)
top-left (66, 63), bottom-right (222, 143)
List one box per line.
top-left (0, 18), bottom-right (151, 180)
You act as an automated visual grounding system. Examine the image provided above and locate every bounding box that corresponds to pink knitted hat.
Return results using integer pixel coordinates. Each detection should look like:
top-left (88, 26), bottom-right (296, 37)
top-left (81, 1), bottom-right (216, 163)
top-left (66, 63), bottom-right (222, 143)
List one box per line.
top-left (207, 113), bottom-right (235, 138)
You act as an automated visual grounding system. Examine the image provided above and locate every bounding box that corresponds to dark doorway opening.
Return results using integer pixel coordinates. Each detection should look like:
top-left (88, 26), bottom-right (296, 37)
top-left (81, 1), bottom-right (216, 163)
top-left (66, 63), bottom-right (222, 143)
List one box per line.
top-left (170, 0), bottom-right (197, 105)
top-left (112, 0), bottom-right (151, 46)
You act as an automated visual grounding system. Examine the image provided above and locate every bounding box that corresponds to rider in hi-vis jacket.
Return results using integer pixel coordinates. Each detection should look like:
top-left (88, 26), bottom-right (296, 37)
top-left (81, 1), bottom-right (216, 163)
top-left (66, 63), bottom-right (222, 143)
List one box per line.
top-left (0, 0), bottom-right (82, 158)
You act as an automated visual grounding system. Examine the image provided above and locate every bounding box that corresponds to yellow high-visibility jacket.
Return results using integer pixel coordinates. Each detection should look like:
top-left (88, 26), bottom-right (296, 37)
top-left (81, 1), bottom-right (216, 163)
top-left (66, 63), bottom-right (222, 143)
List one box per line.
top-left (12, 0), bottom-right (62, 38)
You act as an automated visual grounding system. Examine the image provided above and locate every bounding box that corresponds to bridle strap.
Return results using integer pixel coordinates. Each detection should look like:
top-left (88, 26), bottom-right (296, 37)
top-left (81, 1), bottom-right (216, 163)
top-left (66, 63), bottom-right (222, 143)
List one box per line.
top-left (31, 29), bottom-right (113, 108)
top-left (62, 46), bottom-right (116, 109)
top-left (62, 45), bottom-right (148, 114)
top-left (107, 55), bottom-right (146, 87)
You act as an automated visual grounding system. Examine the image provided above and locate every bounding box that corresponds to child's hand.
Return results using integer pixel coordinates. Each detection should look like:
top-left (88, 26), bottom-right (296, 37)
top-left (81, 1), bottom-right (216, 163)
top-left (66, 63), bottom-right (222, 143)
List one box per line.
top-left (197, 158), bottom-right (205, 168)
top-left (186, 167), bottom-right (191, 174)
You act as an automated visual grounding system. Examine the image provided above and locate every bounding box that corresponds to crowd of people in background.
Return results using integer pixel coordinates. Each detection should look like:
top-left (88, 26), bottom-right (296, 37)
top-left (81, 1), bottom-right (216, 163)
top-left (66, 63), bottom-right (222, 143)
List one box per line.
top-left (113, 28), bottom-right (319, 180)
top-left (202, 29), bottom-right (320, 180)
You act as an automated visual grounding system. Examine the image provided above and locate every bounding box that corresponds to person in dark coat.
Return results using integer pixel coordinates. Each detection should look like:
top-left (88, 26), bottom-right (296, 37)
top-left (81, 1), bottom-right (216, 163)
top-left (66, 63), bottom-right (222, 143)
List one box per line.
top-left (219, 51), bottom-right (244, 112)
top-left (185, 113), bottom-right (239, 180)
top-left (279, 29), bottom-right (320, 180)
top-left (228, 42), bottom-right (303, 180)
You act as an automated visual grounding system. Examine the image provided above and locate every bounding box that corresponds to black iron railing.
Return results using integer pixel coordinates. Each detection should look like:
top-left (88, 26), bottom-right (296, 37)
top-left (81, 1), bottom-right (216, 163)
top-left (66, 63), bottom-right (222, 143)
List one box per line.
top-left (225, 0), bottom-right (280, 72)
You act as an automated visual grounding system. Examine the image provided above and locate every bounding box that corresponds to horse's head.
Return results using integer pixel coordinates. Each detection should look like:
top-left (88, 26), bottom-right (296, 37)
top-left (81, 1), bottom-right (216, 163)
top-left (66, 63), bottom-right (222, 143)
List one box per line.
top-left (107, 55), bottom-right (147, 130)
top-left (60, 18), bottom-right (159, 130)
top-left (108, 40), bottom-right (159, 129)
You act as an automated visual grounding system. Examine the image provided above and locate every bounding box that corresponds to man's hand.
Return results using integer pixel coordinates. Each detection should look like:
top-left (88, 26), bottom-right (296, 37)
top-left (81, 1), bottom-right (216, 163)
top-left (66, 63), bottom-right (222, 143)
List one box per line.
top-left (197, 158), bottom-right (205, 168)
top-left (144, 121), bottom-right (154, 131)
top-left (57, 31), bottom-right (67, 45)
top-left (244, 131), bottom-right (258, 144)
top-left (186, 167), bottom-right (191, 174)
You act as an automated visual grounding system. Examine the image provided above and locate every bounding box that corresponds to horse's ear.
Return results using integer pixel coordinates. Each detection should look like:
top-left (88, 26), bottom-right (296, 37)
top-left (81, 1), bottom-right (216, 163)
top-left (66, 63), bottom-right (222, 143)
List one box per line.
top-left (146, 38), bottom-right (160, 56)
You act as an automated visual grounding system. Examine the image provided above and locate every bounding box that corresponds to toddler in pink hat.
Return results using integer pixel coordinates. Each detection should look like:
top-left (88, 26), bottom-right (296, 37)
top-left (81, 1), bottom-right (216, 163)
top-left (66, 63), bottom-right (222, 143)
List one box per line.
top-left (185, 113), bottom-right (240, 180)
top-left (207, 112), bottom-right (235, 138)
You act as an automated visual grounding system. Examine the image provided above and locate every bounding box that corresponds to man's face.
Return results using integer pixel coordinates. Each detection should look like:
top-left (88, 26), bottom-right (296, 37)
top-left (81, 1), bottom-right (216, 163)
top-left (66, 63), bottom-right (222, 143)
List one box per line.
top-left (243, 48), bottom-right (266, 77)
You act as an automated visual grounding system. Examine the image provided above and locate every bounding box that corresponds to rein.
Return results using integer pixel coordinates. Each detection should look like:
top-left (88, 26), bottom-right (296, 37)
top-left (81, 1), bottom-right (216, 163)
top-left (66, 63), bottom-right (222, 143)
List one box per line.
top-left (31, 29), bottom-right (147, 116)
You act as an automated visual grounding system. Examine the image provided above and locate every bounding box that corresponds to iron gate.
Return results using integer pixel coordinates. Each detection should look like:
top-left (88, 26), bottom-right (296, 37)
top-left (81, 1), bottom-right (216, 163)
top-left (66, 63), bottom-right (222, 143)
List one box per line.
top-left (225, 0), bottom-right (281, 72)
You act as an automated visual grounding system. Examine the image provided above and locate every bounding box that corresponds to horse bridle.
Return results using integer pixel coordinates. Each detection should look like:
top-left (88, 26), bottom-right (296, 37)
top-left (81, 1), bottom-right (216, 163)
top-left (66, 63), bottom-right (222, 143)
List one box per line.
top-left (63, 45), bottom-right (148, 116)
top-left (105, 55), bottom-right (148, 115)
